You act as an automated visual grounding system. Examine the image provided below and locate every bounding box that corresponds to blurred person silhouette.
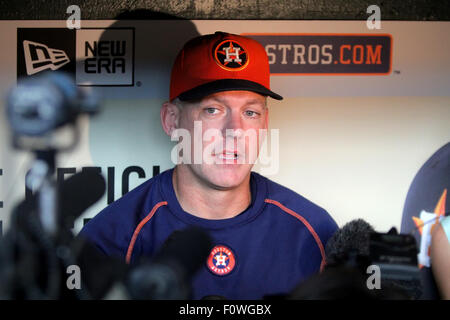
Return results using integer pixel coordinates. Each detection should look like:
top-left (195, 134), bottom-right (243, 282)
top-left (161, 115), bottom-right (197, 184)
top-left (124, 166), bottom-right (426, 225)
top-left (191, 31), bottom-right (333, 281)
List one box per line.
top-left (430, 215), bottom-right (450, 299)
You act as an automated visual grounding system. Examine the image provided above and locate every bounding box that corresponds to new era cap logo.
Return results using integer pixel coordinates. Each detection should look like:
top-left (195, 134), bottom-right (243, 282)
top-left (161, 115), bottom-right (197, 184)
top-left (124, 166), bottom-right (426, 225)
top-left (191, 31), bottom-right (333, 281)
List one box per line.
top-left (17, 28), bottom-right (134, 86)
top-left (214, 40), bottom-right (249, 71)
top-left (23, 40), bottom-right (70, 75)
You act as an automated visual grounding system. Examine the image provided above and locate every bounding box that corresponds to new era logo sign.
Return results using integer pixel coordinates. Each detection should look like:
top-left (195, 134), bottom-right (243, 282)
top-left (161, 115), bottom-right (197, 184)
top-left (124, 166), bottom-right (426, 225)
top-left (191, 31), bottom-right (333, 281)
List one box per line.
top-left (17, 28), bottom-right (134, 86)
top-left (23, 40), bottom-right (70, 75)
top-left (17, 28), bottom-right (76, 79)
top-left (76, 28), bottom-right (134, 86)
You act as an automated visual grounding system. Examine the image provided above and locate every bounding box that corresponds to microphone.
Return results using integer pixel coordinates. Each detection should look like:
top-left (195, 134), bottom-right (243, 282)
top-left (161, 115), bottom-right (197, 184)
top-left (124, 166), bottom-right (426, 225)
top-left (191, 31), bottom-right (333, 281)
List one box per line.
top-left (75, 227), bottom-right (213, 300)
top-left (13, 170), bottom-right (106, 238)
top-left (17, 170), bottom-right (105, 227)
top-left (1, 170), bottom-right (106, 299)
top-left (58, 170), bottom-right (106, 229)
top-left (290, 219), bottom-right (403, 300)
top-left (71, 236), bottom-right (129, 300)
top-left (317, 219), bottom-right (421, 299)
top-left (324, 219), bottom-right (375, 269)
top-left (126, 227), bottom-right (213, 299)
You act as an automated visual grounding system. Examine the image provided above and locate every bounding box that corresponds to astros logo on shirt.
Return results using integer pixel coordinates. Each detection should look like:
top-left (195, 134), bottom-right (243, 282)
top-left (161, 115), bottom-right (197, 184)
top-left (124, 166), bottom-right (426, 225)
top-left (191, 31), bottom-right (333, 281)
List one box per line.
top-left (213, 40), bottom-right (249, 71)
top-left (207, 245), bottom-right (236, 276)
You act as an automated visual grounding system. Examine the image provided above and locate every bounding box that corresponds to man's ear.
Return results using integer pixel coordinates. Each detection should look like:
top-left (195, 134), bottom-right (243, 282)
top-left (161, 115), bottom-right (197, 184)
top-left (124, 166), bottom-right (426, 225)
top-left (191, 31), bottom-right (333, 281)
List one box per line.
top-left (160, 101), bottom-right (180, 137)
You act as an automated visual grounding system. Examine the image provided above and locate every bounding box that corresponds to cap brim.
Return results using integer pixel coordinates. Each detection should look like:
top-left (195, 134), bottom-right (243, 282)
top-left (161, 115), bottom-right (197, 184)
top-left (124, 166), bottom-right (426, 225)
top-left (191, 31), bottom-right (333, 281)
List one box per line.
top-left (178, 79), bottom-right (283, 101)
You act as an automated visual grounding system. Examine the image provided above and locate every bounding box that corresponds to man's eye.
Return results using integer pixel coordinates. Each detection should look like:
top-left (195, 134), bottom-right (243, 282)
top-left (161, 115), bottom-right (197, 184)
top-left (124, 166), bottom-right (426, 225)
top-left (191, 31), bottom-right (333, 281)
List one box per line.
top-left (205, 108), bottom-right (219, 115)
top-left (244, 110), bottom-right (259, 117)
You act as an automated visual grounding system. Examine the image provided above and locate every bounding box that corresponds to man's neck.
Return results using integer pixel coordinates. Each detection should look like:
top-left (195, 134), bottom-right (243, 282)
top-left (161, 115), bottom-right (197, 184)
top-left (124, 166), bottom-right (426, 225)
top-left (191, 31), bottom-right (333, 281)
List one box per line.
top-left (172, 166), bottom-right (251, 220)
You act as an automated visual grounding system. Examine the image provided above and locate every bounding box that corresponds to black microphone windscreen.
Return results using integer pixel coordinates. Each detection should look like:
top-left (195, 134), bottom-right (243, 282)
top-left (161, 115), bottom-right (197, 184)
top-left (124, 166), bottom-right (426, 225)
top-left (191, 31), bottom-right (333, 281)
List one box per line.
top-left (73, 236), bottom-right (128, 299)
top-left (156, 227), bottom-right (213, 277)
top-left (325, 219), bottom-right (375, 266)
top-left (126, 227), bottom-right (213, 299)
top-left (59, 170), bottom-right (106, 224)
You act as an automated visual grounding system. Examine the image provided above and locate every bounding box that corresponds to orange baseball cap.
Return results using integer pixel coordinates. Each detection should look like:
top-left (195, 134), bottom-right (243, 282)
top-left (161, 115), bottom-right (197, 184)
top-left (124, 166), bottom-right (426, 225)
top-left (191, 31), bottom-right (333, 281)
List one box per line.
top-left (169, 31), bottom-right (283, 101)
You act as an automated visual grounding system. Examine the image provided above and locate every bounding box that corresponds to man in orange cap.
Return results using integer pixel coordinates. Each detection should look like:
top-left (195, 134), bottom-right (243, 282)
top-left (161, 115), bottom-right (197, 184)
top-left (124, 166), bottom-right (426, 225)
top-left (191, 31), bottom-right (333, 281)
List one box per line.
top-left (81, 32), bottom-right (338, 299)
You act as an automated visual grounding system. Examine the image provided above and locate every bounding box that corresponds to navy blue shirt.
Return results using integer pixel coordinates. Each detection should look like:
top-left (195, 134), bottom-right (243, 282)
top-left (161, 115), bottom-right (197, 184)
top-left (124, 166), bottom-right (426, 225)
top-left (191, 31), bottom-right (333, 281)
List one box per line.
top-left (80, 168), bottom-right (338, 299)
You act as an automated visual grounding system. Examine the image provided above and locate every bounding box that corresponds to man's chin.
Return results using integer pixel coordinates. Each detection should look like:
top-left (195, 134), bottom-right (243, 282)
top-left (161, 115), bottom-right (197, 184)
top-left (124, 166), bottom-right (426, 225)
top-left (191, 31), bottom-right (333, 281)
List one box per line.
top-left (201, 164), bottom-right (252, 190)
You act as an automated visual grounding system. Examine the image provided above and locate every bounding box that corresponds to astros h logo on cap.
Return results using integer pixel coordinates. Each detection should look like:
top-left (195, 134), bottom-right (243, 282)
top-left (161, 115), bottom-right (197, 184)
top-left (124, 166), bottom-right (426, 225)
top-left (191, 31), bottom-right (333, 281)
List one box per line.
top-left (169, 31), bottom-right (283, 102)
top-left (213, 39), bottom-right (249, 71)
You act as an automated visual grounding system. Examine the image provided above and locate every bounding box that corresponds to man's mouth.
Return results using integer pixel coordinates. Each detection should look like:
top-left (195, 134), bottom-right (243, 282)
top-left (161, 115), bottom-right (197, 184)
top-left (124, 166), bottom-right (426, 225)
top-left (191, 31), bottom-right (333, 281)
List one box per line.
top-left (215, 151), bottom-right (239, 160)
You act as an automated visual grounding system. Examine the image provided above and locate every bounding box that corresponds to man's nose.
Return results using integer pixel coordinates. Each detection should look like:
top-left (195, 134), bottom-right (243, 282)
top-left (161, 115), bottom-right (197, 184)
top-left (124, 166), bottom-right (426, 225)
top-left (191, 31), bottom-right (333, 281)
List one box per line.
top-left (223, 111), bottom-right (243, 137)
